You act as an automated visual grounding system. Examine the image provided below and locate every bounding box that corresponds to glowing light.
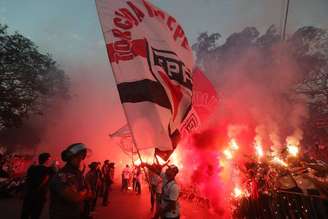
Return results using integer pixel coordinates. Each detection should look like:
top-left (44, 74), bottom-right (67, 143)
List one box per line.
top-left (156, 155), bottom-right (166, 165)
top-left (134, 159), bottom-right (141, 166)
top-left (155, 149), bottom-right (183, 169)
top-left (223, 149), bottom-right (233, 160)
top-left (218, 159), bottom-right (231, 182)
top-left (272, 156), bottom-right (288, 167)
top-left (287, 144), bottom-right (299, 157)
top-left (232, 186), bottom-right (244, 198)
top-left (229, 139), bottom-right (239, 151)
top-left (170, 150), bottom-right (183, 168)
top-left (222, 138), bottom-right (239, 160)
top-left (255, 143), bottom-right (264, 158)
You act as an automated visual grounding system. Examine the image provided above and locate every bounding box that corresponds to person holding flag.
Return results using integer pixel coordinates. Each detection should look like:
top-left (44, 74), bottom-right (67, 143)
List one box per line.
top-left (160, 165), bottom-right (180, 219)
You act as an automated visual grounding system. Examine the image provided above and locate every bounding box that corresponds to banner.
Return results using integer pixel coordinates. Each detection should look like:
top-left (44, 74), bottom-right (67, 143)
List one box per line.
top-left (111, 68), bottom-right (219, 158)
top-left (96, 0), bottom-right (194, 157)
top-left (109, 125), bottom-right (135, 155)
top-left (180, 68), bottom-right (219, 137)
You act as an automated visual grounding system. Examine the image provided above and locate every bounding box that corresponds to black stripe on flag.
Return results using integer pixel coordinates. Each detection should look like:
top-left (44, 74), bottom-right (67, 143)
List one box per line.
top-left (117, 79), bottom-right (171, 109)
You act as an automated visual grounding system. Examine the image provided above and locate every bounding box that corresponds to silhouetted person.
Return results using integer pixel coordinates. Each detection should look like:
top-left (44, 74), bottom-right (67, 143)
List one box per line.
top-left (160, 165), bottom-right (180, 219)
top-left (132, 166), bottom-right (137, 191)
top-left (102, 160), bottom-right (114, 206)
top-left (85, 162), bottom-right (99, 212)
top-left (142, 162), bottom-right (165, 219)
top-left (148, 165), bottom-right (162, 213)
top-left (21, 153), bottom-right (55, 219)
top-left (121, 164), bottom-right (130, 192)
top-left (49, 143), bottom-right (93, 219)
top-left (135, 165), bottom-right (142, 195)
top-left (96, 162), bottom-right (103, 197)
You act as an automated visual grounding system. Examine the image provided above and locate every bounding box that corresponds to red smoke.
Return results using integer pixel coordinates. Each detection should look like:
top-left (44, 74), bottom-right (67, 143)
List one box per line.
top-left (175, 42), bottom-right (308, 217)
top-left (34, 63), bottom-right (132, 170)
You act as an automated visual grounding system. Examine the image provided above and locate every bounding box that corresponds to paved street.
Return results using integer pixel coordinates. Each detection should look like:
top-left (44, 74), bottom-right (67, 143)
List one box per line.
top-left (0, 184), bottom-right (215, 219)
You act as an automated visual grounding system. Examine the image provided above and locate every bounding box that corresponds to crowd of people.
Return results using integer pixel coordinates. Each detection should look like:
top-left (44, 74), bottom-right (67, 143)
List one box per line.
top-left (17, 142), bottom-right (181, 219)
top-left (20, 143), bottom-right (115, 219)
top-left (120, 164), bottom-right (142, 194)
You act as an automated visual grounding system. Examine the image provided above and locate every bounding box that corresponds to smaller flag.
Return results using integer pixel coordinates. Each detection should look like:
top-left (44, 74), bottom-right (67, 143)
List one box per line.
top-left (109, 125), bottom-right (136, 155)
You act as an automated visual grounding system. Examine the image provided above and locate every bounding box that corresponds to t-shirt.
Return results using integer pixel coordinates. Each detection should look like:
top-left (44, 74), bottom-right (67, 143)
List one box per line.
top-left (161, 180), bottom-right (180, 218)
top-left (85, 170), bottom-right (98, 191)
top-left (25, 164), bottom-right (55, 198)
top-left (149, 171), bottom-right (162, 193)
top-left (122, 167), bottom-right (130, 179)
top-left (102, 164), bottom-right (114, 183)
top-left (136, 169), bottom-right (142, 182)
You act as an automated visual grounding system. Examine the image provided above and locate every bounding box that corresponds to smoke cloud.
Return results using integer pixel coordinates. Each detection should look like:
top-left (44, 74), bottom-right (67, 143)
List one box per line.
top-left (176, 38), bottom-right (309, 217)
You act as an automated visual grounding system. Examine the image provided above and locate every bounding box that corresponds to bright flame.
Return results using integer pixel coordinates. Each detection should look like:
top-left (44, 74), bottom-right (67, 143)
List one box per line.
top-left (287, 144), bottom-right (299, 157)
top-left (169, 149), bottom-right (183, 169)
top-left (219, 159), bottom-right (231, 182)
top-left (272, 156), bottom-right (288, 167)
top-left (222, 138), bottom-right (239, 160)
top-left (229, 139), bottom-right (239, 151)
top-left (223, 149), bottom-right (233, 160)
top-left (232, 186), bottom-right (244, 198)
top-left (134, 159), bottom-right (141, 166)
top-left (255, 143), bottom-right (264, 158)
top-left (155, 149), bottom-right (183, 169)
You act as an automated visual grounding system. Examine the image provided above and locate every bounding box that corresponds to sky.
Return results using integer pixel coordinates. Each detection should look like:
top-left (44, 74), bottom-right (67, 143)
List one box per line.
top-left (0, 0), bottom-right (327, 159)
top-left (1, 0), bottom-right (327, 65)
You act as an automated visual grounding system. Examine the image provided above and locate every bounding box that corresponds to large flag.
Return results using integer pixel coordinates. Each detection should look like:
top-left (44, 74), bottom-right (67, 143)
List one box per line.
top-left (110, 68), bottom-right (219, 158)
top-left (96, 0), bottom-right (194, 158)
top-left (180, 68), bottom-right (219, 137)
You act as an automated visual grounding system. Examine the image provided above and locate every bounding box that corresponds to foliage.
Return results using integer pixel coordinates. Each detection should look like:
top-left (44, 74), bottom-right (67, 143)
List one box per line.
top-left (192, 25), bottom-right (328, 117)
top-left (0, 23), bottom-right (69, 130)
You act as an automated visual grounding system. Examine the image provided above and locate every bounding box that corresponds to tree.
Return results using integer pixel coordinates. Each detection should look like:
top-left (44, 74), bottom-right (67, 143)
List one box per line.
top-left (289, 26), bottom-right (328, 116)
top-left (192, 25), bottom-right (328, 153)
top-left (0, 23), bottom-right (69, 130)
top-left (192, 32), bottom-right (221, 65)
top-left (193, 25), bottom-right (328, 116)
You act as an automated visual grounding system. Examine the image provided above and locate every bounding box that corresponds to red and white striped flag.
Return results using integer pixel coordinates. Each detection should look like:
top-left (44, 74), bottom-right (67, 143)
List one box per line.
top-left (180, 67), bottom-right (219, 137)
top-left (96, 0), bottom-right (194, 158)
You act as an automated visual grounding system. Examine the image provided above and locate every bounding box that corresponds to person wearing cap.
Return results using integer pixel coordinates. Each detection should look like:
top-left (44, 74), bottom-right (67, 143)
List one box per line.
top-left (160, 165), bottom-right (180, 219)
top-left (49, 143), bottom-right (93, 219)
top-left (85, 162), bottom-right (99, 212)
top-left (21, 152), bottom-right (56, 219)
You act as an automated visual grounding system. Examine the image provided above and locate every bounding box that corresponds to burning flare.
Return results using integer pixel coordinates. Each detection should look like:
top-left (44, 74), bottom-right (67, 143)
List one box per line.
top-left (286, 133), bottom-right (301, 157)
top-left (272, 156), bottom-right (288, 167)
top-left (287, 144), bottom-right (299, 157)
top-left (232, 186), bottom-right (246, 199)
top-left (229, 139), bottom-right (239, 150)
top-left (254, 142), bottom-right (264, 159)
top-left (224, 149), bottom-right (233, 160)
top-left (223, 138), bottom-right (239, 160)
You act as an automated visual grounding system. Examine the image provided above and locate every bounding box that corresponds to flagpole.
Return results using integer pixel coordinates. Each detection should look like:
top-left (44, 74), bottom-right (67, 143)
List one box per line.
top-left (131, 147), bottom-right (134, 166)
top-left (281, 0), bottom-right (290, 40)
top-left (94, 0), bottom-right (150, 183)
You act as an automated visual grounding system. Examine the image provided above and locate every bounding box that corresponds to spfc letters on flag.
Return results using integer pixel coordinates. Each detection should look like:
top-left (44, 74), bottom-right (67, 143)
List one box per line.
top-left (96, 0), bottom-right (194, 157)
